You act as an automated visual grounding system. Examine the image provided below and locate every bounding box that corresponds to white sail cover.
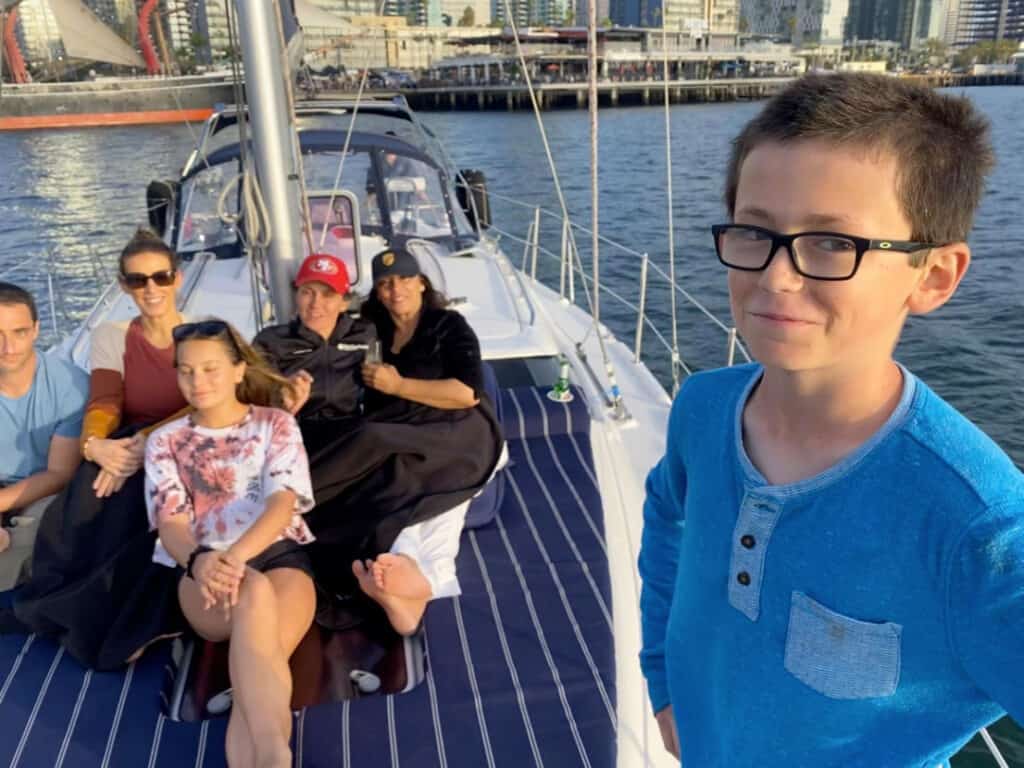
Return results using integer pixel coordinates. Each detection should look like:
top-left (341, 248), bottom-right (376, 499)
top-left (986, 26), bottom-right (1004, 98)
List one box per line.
top-left (47, 0), bottom-right (145, 67)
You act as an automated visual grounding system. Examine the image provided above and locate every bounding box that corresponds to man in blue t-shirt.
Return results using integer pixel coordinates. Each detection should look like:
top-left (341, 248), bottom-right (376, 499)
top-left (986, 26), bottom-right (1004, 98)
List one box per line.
top-left (639, 74), bottom-right (1024, 767)
top-left (0, 282), bottom-right (88, 589)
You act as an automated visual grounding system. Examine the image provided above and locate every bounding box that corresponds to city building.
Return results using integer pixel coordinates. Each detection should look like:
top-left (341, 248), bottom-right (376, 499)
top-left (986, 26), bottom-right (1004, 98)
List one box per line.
top-left (12, 0), bottom-right (62, 62)
top-left (316, 0), bottom-right (379, 14)
top-left (490, 0), bottom-right (568, 26)
top-left (741, 0), bottom-right (849, 44)
top-left (845, 0), bottom-right (947, 47)
top-left (943, 0), bottom-right (962, 42)
top-left (605, 0), bottom-right (737, 44)
top-left (950, 0), bottom-right (1023, 44)
top-left (385, 0), bottom-right (443, 26)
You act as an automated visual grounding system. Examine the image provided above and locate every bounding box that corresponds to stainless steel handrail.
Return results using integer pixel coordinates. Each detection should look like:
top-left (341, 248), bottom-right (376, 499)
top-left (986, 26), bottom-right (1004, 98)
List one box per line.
top-left (486, 191), bottom-right (750, 383)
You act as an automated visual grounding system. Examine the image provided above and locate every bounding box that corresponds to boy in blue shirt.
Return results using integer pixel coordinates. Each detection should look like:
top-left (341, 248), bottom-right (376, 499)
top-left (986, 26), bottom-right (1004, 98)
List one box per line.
top-left (639, 74), bottom-right (1024, 766)
top-left (0, 282), bottom-right (88, 589)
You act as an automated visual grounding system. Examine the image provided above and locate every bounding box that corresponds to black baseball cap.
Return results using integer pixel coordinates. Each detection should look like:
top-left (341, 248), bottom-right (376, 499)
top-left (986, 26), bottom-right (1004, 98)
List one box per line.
top-left (372, 247), bottom-right (421, 282)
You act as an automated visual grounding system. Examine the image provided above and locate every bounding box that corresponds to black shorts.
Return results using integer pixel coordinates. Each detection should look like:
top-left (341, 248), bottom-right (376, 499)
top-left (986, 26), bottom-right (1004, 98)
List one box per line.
top-left (179, 540), bottom-right (314, 581)
top-left (247, 539), bottom-right (314, 578)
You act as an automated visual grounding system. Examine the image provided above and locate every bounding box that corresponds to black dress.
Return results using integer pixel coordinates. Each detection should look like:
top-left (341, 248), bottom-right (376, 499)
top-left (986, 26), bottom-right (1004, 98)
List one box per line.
top-left (303, 307), bottom-right (504, 597)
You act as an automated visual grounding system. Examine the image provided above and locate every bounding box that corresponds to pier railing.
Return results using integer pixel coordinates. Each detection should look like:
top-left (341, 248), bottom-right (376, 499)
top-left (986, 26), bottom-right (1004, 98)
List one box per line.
top-left (469, 184), bottom-right (750, 394)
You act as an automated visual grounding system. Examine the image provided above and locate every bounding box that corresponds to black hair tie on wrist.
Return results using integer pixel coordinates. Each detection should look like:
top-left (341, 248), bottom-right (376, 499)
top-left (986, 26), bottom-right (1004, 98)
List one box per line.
top-left (186, 545), bottom-right (214, 580)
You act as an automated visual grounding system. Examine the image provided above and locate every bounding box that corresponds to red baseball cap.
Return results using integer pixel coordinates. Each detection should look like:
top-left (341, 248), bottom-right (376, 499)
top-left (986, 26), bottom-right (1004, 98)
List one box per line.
top-left (294, 254), bottom-right (350, 295)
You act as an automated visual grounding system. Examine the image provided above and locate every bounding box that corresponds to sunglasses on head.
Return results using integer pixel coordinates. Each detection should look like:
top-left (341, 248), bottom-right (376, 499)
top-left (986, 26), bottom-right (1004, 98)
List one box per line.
top-left (171, 319), bottom-right (231, 343)
top-left (120, 269), bottom-right (176, 290)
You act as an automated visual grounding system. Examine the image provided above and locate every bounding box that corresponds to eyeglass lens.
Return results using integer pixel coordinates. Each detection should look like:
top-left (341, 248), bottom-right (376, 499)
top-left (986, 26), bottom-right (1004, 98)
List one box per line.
top-left (718, 227), bottom-right (859, 279)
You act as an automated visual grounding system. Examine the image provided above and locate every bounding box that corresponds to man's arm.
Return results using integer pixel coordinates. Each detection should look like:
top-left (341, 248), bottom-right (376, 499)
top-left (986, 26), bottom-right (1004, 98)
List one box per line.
top-left (0, 435), bottom-right (81, 513)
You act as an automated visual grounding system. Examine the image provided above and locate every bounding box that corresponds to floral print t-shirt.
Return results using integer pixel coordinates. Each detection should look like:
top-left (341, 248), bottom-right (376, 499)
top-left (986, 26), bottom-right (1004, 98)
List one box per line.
top-left (144, 405), bottom-right (315, 567)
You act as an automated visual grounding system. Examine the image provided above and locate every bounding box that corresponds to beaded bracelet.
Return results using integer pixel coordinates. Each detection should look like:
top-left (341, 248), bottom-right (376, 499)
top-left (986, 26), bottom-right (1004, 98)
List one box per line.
top-left (185, 545), bottom-right (214, 580)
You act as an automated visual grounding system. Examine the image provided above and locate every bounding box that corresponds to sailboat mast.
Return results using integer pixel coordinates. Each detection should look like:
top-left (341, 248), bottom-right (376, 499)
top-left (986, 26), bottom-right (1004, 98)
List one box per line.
top-left (234, 0), bottom-right (304, 321)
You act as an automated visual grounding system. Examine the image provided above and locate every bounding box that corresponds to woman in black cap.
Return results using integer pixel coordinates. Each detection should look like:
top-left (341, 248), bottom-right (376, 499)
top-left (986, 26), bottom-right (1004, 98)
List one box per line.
top-left (305, 246), bottom-right (504, 635)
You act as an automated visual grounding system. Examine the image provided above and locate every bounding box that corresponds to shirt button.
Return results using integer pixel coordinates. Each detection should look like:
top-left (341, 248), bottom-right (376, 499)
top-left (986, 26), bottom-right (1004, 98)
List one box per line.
top-left (740, 534), bottom-right (756, 549)
top-left (736, 571), bottom-right (751, 586)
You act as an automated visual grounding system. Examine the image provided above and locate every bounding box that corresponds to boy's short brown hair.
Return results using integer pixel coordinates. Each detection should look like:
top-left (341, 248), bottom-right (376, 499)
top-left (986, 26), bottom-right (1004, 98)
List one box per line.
top-left (725, 73), bottom-right (995, 244)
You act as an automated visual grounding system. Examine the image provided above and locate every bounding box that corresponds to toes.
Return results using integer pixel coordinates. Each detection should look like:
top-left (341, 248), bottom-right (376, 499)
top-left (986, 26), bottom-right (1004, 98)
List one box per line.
top-left (376, 552), bottom-right (401, 569)
top-left (371, 561), bottom-right (388, 590)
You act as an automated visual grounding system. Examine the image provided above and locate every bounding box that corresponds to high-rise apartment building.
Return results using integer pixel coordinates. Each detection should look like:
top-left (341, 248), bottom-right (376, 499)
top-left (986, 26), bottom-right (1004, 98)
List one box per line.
top-left (608, 0), bottom-right (737, 33)
top-left (490, 0), bottom-right (569, 24)
top-left (950, 0), bottom-right (1023, 43)
top-left (12, 0), bottom-right (62, 61)
top-left (845, 0), bottom-right (947, 46)
top-left (740, 0), bottom-right (848, 44)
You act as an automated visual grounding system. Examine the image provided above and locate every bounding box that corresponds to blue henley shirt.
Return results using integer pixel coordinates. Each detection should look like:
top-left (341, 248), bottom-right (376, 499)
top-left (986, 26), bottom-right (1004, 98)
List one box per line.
top-left (639, 363), bottom-right (1024, 767)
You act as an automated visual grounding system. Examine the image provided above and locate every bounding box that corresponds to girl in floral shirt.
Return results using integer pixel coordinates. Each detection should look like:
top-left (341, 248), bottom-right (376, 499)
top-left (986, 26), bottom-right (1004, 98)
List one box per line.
top-left (145, 319), bottom-right (313, 768)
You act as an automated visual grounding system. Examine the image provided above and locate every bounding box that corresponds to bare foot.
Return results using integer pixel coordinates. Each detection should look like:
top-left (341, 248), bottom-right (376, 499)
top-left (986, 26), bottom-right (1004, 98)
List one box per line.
top-left (372, 553), bottom-right (432, 600)
top-left (0, 528), bottom-right (9, 553)
top-left (352, 555), bottom-right (431, 636)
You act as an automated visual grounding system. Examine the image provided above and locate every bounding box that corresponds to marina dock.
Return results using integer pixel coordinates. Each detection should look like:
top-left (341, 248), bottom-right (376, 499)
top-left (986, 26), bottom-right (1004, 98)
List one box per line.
top-left (317, 71), bottom-right (1022, 112)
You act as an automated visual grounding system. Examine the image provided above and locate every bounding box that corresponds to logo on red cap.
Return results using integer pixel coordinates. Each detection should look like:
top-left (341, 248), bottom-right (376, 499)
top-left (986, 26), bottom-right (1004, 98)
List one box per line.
top-left (296, 253), bottom-right (350, 295)
top-left (311, 257), bottom-right (339, 275)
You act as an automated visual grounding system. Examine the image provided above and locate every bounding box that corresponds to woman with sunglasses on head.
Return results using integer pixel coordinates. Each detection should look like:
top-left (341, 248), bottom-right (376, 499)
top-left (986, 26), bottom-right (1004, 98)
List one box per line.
top-left (5, 229), bottom-right (193, 670)
top-left (147, 319), bottom-right (314, 768)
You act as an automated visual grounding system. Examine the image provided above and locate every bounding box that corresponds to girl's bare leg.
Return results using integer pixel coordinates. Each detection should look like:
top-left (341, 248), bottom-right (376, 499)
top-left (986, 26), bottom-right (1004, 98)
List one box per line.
top-left (228, 568), bottom-right (314, 767)
top-left (225, 707), bottom-right (255, 768)
top-left (266, 569), bottom-right (317, 740)
top-left (180, 568), bottom-right (314, 768)
top-left (178, 579), bottom-right (254, 768)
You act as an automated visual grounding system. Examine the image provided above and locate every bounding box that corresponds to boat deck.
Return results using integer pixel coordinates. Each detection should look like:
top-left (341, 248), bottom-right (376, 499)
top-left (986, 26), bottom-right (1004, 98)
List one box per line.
top-left (0, 385), bottom-right (616, 768)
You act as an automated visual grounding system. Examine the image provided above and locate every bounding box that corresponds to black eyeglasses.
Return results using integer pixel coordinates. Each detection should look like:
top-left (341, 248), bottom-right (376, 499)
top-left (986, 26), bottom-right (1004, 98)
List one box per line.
top-left (711, 224), bottom-right (939, 281)
top-left (120, 269), bottom-right (176, 290)
top-left (172, 320), bottom-right (231, 343)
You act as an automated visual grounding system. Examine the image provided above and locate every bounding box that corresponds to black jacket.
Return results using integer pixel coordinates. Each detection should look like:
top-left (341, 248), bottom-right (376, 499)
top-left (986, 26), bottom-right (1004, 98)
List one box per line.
top-left (254, 314), bottom-right (376, 426)
top-left (363, 307), bottom-right (485, 423)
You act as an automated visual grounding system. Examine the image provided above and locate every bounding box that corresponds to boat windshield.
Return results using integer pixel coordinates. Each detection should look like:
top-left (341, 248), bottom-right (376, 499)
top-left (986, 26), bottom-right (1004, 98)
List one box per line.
top-left (301, 150), bottom-right (383, 231)
top-left (177, 147), bottom-right (453, 253)
top-left (375, 151), bottom-right (453, 239)
top-left (178, 161), bottom-right (241, 253)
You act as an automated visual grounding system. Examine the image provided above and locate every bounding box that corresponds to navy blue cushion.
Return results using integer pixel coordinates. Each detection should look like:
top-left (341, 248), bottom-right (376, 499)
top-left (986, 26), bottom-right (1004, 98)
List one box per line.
top-left (464, 362), bottom-right (505, 529)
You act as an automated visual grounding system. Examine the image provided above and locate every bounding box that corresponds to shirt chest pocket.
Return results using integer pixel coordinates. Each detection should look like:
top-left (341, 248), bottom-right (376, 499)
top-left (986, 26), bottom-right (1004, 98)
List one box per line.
top-left (783, 591), bottom-right (902, 700)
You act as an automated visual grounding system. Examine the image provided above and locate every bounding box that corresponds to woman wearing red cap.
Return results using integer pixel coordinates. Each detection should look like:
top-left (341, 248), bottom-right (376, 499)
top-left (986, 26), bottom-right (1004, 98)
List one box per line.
top-left (301, 246), bottom-right (505, 635)
top-left (253, 253), bottom-right (376, 452)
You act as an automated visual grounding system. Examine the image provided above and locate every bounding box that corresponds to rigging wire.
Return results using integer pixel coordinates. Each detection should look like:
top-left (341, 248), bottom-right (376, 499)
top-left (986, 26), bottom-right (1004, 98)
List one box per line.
top-left (500, 0), bottom-right (625, 416)
top-left (660, 0), bottom-right (681, 395)
top-left (316, 0), bottom-right (391, 252)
